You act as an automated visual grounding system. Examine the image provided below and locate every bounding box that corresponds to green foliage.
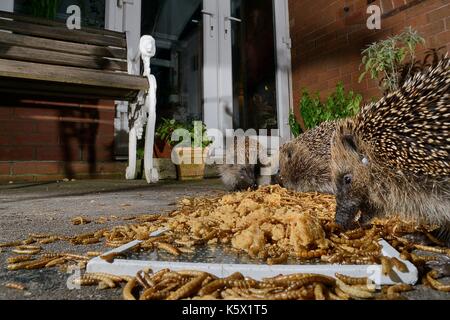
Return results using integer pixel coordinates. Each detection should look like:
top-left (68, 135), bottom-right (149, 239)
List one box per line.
top-left (155, 118), bottom-right (184, 145)
top-left (156, 118), bottom-right (212, 149)
top-left (296, 83), bottom-right (362, 130)
top-left (29, 0), bottom-right (60, 19)
top-left (359, 27), bottom-right (425, 93)
top-left (136, 147), bottom-right (145, 160)
top-left (289, 113), bottom-right (302, 138)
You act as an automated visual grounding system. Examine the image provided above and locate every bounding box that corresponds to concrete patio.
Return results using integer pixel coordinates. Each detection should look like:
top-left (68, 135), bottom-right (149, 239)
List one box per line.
top-left (0, 179), bottom-right (448, 300)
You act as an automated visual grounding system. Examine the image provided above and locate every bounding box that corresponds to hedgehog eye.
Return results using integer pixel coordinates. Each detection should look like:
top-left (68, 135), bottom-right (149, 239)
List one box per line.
top-left (344, 174), bottom-right (353, 185)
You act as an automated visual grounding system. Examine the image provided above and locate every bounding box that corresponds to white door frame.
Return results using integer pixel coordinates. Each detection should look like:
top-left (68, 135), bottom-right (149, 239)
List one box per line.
top-left (0, 0), bottom-right (13, 12)
top-left (203, 0), bottom-right (293, 144)
top-left (274, 0), bottom-right (293, 144)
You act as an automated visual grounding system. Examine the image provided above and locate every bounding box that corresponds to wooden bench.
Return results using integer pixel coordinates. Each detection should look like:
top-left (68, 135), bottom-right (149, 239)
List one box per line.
top-left (0, 10), bottom-right (159, 183)
top-left (0, 10), bottom-right (149, 100)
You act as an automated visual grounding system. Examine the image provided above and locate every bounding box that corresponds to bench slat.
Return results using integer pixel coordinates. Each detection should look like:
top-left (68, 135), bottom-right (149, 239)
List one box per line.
top-left (0, 78), bottom-right (140, 101)
top-left (0, 19), bottom-right (126, 48)
top-left (0, 10), bottom-right (125, 39)
top-left (0, 44), bottom-right (127, 71)
top-left (0, 32), bottom-right (127, 59)
top-left (0, 59), bottom-right (148, 91)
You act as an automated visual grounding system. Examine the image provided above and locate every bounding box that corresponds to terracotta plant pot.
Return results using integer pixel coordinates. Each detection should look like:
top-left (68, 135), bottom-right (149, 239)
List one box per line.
top-left (173, 147), bottom-right (208, 181)
top-left (153, 137), bottom-right (173, 159)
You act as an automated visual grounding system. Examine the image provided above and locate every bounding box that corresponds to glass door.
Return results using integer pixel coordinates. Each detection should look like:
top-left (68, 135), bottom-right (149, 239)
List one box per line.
top-left (141, 0), bottom-right (205, 125)
top-left (207, 0), bottom-right (292, 150)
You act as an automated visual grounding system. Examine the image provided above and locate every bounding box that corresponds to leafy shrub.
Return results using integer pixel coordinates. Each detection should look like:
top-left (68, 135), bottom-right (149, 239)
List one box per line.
top-left (359, 27), bottom-right (425, 93)
top-left (156, 118), bottom-right (212, 149)
top-left (290, 83), bottom-right (362, 133)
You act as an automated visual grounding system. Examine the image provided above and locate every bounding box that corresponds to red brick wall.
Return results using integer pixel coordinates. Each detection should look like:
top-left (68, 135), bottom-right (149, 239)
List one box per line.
top-left (289, 0), bottom-right (450, 121)
top-left (0, 96), bottom-right (126, 182)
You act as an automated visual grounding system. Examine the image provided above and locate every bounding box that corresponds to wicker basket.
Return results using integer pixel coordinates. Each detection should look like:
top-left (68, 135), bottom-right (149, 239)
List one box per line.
top-left (173, 147), bottom-right (208, 181)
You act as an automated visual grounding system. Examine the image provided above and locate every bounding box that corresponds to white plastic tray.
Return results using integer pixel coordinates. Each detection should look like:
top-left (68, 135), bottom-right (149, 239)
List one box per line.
top-left (87, 230), bottom-right (418, 286)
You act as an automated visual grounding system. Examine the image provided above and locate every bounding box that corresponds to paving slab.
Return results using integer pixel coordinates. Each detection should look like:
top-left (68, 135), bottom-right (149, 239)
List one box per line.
top-left (0, 179), bottom-right (448, 300)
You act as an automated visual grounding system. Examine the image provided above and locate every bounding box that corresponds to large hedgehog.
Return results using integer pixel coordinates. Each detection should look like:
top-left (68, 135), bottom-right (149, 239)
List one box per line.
top-left (279, 121), bottom-right (338, 194)
top-left (331, 58), bottom-right (450, 245)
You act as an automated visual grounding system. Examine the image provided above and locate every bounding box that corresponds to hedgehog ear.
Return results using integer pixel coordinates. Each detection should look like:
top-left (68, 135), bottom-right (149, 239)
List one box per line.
top-left (342, 134), bottom-right (359, 153)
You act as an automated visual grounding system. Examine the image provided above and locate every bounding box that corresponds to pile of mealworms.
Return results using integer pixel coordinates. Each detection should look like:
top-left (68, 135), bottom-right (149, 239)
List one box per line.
top-left (1, 185), bottom-right (450, 298)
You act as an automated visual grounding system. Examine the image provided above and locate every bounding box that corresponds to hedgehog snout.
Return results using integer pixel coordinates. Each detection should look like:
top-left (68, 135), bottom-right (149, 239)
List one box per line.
top-left (335, 200), bottom-right (361, 230)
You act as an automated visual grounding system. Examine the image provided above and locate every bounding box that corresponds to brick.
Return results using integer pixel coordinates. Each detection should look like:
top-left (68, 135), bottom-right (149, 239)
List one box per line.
top-left (0, 162), bottom-right (11, 175)
top-left (12, 162), bottom-right (60, 175)
top-left (14, 133), bottom-right (59, 146)
top-left (14, 107), bottom-right (60, 119)
top-left (0, 107), bottom-right (13, 120)
top-left (0, 147), bottom-right (34, 161)
top-left (427, 5), bottom-right (450, 23)
top-left (392, 0), bottom-right (407, 8)
top-left (36, 146), bottom-right (81, 161)
top-left (0, 120), bottom-right (37, 134)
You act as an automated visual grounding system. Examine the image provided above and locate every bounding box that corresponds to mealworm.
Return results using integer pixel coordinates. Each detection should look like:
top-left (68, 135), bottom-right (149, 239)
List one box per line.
top-left (336, 279), bottom-right (374, 299)
top-left (25, 257), bottom-right (56, 270)
top-left (267, 274), bottom-right (335, 288)
top-left (414, 244), bottom-right (450, 255)
top-left (335, 273), bottom-right (370, 286)
top-left (380, 257), bottom-right (392, 276)
top-left (178, 247), bottom-right (195, 254)
top-left (21, 238), bottom-right (36, 245)
top-left (100, 252), bottom-right (125, 263)
top-left (390, 257), bottom-right (408, 272)
top-left (73, 277), bottom-right (98, 286)
top-left (410, 253), bottom-right (439, 262)
top-left (140, 289), bottom-right (170, 301)
top-left (39, 237), bottom-right (59, 245)
top-left (264, 289), bottom-right (309, 301)
top-left (123, 278), bottom-right (137, 300)
top-left (314, 284), bottom-right (326, 300)
top-left (88, 273), bottom-right (124, 283)
top-left (45, 257), bottom-right (67, 268)
top-left (155, 242), bottom-right (181, 256)
top-left (334, 287), bottom-right (351, 300)
top-left (12, 246), bottom-right (41, 255)
top-left (64, 254), bottom-right (89, 261)
top-left (166, 274), bottom-right (208, 300)
top-left (342, 228), bottom-right (366, 240)
top-left (4, 282), bottom-right (26, 290)
top-left (426, 271), bottom-right (450, 292)
top-left (386, 284), bottom-right (413, 300)
top-left (7, 255), bottom-right (33, 264)
top-left (86, 251), bottom-right (103, 257)
top-left (267, 253), bottom-right (288, 265)
top-left (149, 269), bottom-right (171, 283)
top-left (82, 238), bottom-right (100, 245)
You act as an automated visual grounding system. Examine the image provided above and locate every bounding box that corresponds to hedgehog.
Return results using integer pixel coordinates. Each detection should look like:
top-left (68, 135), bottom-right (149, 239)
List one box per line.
top-left (218, 136), bottom-right (277, 191)
top-left (330, 57), bottom-right (450, 245)
top-left (279, 121), bottom-right (339, 194)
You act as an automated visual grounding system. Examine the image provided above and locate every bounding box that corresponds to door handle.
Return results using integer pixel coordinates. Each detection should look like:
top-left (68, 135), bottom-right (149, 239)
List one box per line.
top-left (202, 10), bottom-right (216, 38)
top-left (224, 16), bottom-right (241, 39)
top-left (225, 16), bottom-right (242, 23)
top-left (117, 0), bottom-right (134, 8)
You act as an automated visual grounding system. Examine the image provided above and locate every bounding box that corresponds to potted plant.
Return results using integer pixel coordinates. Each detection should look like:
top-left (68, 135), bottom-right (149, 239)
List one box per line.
top-left (172, 121), bottom-right (212, 181)
top-left (154, 118), bottom-right (183, 158)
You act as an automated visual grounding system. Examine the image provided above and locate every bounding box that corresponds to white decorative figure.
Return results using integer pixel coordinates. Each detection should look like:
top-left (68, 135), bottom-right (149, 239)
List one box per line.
top-left (125, 35), bottom-right (159, 183)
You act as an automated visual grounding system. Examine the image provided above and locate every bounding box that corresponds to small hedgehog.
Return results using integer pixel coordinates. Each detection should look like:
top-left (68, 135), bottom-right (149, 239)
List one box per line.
top-left (279, 121), bottom-right (338, 194)
top-left (218, 137), bottom-right (275, 191)
top-left (331, 58), bottom-right (450, 244)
